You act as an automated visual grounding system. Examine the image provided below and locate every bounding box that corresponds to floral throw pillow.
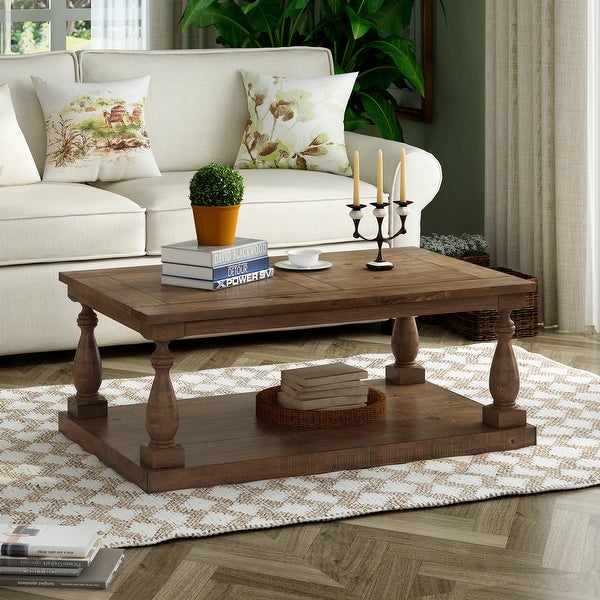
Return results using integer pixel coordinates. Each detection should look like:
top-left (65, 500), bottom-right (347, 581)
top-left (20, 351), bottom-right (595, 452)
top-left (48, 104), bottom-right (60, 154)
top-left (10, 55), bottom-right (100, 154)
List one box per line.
top-left (0, 83), bottom-right (40, 186)
top-left (234, 70), bottom-right (357, 175)
top-left (31, 75), bottom-right (160, 182)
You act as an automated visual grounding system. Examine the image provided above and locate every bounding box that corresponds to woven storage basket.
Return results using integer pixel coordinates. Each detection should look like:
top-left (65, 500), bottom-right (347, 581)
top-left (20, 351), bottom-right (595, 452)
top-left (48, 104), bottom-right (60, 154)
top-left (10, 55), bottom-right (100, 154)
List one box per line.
top-left (438, 267), bottom-right (538, 341)
top-left (256, 386), bottom-right (386, 428)
top-left (461, 253), bottom-right (491, 267)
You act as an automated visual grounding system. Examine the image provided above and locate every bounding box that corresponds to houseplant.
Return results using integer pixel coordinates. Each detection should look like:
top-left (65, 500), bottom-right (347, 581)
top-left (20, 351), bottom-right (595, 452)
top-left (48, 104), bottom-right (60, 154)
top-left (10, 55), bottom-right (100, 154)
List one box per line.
top-left (420, 233), bottom-right (489, 265)
top-left (181, 0), bottom-right (426, 141)
top-left (189, 163), bottom-right (245, 246)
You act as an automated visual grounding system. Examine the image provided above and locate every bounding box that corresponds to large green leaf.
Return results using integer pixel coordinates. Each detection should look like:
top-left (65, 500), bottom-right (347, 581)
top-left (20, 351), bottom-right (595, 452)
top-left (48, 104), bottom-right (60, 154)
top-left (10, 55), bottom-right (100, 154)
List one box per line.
top-left (351, 0), bottom-right (387, 17)
top-left (183, 0), bottom-right (255, 47)
top-left (357, 64), bottom-right (399, 91)
top-left (181, 0), bottom-right (218, 29)
top-left (374, 0), bottom-right (414, 35)
top-left (346, 5), bottom-right (376, 40)
top-left (370, 37), bottom-right (424, 96)
top-left (281, 0), bottom-right (314, 19)
top-left (344, 105), bottom-right (371, 132)
top-left (360, 90), bottom-right (403, 141)
top-left (243, 0), bottom-right (285, 45)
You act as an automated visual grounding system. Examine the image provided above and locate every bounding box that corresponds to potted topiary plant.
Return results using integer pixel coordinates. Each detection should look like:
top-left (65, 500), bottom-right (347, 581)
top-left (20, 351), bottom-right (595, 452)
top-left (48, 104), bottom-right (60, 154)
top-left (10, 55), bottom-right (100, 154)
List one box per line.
top-left (189, 163), bottom-right (244, 246)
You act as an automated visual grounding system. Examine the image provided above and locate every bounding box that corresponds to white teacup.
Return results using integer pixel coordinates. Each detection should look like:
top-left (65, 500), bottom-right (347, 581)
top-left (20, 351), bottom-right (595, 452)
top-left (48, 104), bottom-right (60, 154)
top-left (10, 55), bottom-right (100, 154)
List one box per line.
top-left (286, 248), bottom-right (322, 268)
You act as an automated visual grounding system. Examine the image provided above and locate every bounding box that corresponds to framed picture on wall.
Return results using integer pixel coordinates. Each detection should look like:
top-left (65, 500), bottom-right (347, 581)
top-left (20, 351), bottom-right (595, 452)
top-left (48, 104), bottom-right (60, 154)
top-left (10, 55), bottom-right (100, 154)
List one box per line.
top-left (393, 0), bottom-right (433, 123)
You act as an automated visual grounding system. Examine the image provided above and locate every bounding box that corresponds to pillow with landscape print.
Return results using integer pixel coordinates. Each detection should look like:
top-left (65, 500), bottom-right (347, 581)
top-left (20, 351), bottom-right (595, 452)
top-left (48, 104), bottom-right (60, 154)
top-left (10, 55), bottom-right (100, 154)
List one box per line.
top-left (234, 70), bottom-right (357, 175)
top-left (31, 75), bottom-right (160, 182)
top-left (0, 83), bottom-right (40, 186)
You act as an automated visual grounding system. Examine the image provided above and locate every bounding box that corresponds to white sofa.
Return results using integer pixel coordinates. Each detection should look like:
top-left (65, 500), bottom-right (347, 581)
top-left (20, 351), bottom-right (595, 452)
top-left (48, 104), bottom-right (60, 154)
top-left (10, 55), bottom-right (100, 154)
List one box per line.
top-left (0, 47), bottom-right (442, 356)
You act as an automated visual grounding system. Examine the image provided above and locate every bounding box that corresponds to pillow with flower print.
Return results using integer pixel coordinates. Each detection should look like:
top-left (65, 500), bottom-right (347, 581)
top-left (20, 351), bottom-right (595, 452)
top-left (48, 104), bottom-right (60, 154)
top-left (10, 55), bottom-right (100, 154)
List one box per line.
top-left (234, 70), bottom-right (357, 175)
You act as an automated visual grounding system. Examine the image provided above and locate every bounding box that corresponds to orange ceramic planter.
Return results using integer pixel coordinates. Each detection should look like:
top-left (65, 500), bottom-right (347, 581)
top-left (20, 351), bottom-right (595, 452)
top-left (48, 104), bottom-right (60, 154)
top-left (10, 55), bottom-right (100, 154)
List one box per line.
top-left (191, 204), bottom-right (240, 246)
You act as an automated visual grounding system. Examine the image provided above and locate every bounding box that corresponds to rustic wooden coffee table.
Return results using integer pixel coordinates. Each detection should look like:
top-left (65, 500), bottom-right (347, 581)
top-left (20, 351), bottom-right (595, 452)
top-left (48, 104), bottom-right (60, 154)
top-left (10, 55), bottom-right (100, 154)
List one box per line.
top-left (59, 247), bottom-right (536, 492)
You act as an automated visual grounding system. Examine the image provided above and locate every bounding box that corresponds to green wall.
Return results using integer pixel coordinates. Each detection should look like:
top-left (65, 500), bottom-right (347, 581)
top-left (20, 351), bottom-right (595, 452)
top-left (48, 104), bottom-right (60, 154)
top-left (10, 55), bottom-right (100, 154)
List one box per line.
top-left (402, 0), bottom-right (486, 235)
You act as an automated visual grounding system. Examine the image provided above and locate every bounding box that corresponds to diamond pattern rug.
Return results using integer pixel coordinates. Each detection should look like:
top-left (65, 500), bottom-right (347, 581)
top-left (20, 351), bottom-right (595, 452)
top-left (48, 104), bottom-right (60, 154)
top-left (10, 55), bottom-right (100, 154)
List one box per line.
top-left (1, 343), bottom-right (599, 549)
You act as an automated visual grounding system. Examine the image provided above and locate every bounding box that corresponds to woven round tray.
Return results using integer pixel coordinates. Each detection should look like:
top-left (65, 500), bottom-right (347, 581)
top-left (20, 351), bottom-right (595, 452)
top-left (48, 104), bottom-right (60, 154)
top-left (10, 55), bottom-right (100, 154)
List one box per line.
top-left (255, 386), bottom-right (386, 429)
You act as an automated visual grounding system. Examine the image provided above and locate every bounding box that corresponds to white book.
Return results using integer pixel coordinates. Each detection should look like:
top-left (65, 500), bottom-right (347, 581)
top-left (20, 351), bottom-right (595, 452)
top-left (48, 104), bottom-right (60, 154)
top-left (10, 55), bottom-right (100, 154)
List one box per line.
top-left (0, 524), bottom-right (99, 558)
top-left (161, 238), bottom-right (268, 268)
top-left (0, 536), bottom-right (102, 568)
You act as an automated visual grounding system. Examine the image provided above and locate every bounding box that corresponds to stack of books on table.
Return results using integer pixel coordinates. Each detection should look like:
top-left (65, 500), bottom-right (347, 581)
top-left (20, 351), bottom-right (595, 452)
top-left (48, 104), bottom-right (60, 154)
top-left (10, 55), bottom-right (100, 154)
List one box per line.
top-left (0, 524), bottom-right (124, 589)
top-left (160, 237), bottom-right (274, 290)
top-left (278, 363), bottom-right (369, 410)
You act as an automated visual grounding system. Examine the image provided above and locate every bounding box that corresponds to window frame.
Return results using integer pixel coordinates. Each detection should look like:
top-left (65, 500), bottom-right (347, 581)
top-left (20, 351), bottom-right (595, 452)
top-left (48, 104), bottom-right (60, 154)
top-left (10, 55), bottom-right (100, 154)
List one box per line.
top-left (1, 3), bottom-right (91, 53)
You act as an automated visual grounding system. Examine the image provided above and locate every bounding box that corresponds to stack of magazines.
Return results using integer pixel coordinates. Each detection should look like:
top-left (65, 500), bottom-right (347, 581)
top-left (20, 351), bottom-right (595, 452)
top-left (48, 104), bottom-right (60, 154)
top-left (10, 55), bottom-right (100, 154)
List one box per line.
top-left (0, 524), bottom-right (123, 590)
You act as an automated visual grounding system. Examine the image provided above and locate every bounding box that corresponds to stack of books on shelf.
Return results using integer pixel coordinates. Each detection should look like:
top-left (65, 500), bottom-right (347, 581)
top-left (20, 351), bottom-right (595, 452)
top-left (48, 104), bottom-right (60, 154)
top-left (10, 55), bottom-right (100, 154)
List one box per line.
top-left (278, 363), bottom-right (369, 410)
top-left (0, 524), bottom-right (123, 590)
top-left (161, 237), bottom-right (273, 290)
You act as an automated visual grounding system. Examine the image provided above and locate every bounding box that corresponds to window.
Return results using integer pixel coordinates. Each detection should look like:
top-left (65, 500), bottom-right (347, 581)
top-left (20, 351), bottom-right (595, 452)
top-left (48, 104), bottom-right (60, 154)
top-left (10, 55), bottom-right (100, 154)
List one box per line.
top-left (1, 1), bottom-right (91, 54)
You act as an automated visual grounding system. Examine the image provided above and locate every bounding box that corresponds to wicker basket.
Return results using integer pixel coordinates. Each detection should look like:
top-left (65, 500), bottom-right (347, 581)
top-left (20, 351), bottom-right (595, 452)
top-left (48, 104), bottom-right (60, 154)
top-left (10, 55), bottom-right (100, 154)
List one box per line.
top-left (461, 253), bottom-right (491, 267)
top-left (256, 386), bottom-right (386, 428)
top-left (437, 267), bottom-right (538, 341)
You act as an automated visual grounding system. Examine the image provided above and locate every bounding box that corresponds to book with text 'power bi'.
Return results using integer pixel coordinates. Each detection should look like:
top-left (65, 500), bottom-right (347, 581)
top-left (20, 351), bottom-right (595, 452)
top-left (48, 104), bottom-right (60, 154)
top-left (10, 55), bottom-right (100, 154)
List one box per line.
top-left (161, 267), bottom-right (275, 290)
top-left (0, 524), bottom-right (99, 559)
top-left (161, 255), bottom-right (270, 281)
top-left (0, 548), bottom-right (124, 589)
top-left (161, 238), bottom-right (268, 268)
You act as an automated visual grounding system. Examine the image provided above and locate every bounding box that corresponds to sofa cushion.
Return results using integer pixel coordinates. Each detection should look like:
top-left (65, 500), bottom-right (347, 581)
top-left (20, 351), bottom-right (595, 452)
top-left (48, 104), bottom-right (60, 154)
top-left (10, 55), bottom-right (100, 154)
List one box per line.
top-left (0, 182), bottom-right (146, 266)
top-left (0, 84), bottom-right (40, 186)
top-left (31, 75), bottom-right (160, 182)
top-left (234, 70), bottom-right (357, 175)
top-left (94, 169), bottom-right (379, 254)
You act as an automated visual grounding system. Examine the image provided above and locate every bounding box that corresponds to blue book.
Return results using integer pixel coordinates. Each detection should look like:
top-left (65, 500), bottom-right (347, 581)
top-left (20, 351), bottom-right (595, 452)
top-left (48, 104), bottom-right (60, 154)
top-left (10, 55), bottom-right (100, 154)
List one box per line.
top-left (161, 255), bottom-right (270, 281)
top-left (161, 267), bottom-right (275, 291)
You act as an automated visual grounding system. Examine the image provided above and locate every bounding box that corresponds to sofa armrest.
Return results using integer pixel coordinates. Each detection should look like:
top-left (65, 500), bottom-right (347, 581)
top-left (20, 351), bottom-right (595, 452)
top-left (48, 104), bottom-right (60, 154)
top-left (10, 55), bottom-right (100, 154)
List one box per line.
top-left (344, 132), bottom-right (442, 247)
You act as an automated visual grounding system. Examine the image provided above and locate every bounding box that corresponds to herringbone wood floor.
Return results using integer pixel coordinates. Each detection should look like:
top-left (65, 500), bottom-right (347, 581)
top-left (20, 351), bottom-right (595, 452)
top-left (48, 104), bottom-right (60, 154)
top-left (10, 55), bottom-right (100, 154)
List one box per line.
top-left (0, 322), bottom-right (599, 599)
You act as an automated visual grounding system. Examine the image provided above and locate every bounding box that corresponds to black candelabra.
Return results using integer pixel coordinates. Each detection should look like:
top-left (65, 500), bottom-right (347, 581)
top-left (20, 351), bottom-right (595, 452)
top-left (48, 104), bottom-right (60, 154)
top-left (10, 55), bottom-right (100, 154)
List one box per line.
top-left (347, 200), bottom-right (412, 270)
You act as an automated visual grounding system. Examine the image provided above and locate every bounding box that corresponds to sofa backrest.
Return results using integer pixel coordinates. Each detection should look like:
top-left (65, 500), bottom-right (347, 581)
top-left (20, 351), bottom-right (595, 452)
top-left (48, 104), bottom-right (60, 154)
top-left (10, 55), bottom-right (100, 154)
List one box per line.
top-left (79, 47), bottom-right (334, 172)
top-left (0, 51), bottom-right (78, 174)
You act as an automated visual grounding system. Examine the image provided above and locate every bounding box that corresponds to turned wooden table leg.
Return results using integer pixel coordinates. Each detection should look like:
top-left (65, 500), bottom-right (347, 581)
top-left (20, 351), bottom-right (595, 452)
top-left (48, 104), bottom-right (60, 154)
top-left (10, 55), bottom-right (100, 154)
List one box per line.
top-left (68, 305), bottom-right (107, 419)
top-left (140, 341), bottom-right (185, 470)
top-left (385, 316), bottom-right (426, 385)
top-left (483, 309), bottom-right (527, 428)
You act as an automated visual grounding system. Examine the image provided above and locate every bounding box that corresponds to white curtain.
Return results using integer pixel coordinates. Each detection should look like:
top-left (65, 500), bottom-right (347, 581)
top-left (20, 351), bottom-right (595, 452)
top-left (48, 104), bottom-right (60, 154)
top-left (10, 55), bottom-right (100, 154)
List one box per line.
top-left (485, 0), bottom-right (588, 332)
top-left (92, 0), bottom-right (148, 50)
top-left (588, 1), bottom-right (600, 332)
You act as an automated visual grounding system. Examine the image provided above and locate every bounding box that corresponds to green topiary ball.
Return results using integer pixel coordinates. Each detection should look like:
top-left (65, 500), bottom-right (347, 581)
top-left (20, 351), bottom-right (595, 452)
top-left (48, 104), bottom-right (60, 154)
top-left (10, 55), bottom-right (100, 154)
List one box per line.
top-left (189, 163), bottom-right (244, 207)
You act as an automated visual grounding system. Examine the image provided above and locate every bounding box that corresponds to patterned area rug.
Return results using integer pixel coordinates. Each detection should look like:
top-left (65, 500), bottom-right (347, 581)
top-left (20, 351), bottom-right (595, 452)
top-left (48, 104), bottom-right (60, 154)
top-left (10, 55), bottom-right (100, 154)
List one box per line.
top-left (1, 343), bottom-right (599, 549)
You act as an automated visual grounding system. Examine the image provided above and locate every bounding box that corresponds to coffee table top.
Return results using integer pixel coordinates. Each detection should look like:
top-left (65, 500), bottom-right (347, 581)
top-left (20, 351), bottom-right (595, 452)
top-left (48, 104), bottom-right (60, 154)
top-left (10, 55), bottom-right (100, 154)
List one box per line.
top-left (59, 247), bottom-right (535, 340)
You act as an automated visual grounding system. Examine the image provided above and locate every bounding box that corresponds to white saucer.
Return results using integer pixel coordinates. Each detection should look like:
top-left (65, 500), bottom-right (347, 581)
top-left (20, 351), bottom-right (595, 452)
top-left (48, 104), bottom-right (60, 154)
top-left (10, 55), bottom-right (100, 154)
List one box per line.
top-left (275, 260), bottom-right (332, 271)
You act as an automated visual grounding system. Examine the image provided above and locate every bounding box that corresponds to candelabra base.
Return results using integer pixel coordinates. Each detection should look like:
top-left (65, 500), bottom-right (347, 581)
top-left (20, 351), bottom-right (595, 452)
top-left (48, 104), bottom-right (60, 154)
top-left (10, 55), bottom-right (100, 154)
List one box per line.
top-left (366, 259), bottom-right (394, 271)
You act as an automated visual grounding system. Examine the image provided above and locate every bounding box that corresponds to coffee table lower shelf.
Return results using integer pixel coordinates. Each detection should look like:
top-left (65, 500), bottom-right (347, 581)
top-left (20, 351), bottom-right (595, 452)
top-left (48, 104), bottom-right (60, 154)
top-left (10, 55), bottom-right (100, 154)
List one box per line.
top-left (58, 379), bottom-right (536, 493)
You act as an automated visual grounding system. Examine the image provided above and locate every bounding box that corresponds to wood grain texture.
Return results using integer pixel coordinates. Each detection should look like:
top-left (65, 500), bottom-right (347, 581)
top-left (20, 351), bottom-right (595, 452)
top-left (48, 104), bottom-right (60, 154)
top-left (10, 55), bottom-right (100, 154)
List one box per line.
top-left (0, 323), bottom-right (598, 598)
